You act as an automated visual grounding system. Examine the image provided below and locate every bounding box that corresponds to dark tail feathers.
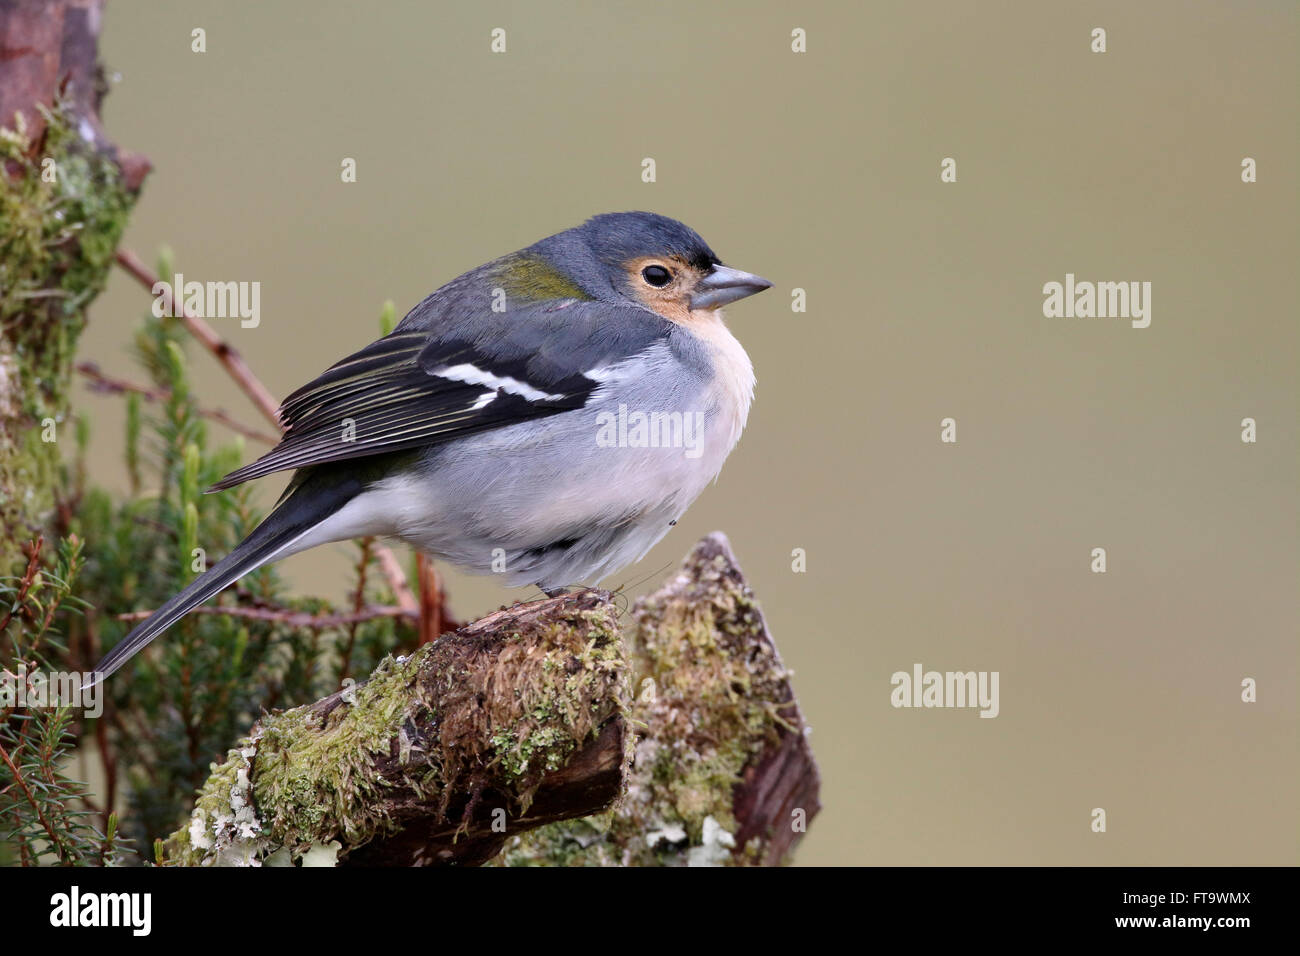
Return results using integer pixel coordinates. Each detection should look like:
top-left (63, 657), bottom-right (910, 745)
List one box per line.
top-left (86, 470), bottom-right (359, 687)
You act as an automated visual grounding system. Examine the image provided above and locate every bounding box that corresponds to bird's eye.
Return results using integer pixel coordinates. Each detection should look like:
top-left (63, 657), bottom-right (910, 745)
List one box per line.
top-left (641, 265), bottom-right (672, 287)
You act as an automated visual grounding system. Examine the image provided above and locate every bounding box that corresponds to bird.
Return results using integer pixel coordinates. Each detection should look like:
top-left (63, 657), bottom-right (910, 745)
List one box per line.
top-left (89, 211), bottom-right (771, 683)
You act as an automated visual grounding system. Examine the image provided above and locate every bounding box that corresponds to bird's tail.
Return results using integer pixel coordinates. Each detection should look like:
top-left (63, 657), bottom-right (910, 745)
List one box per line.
top-left (86, 470), bottom-right (361, 687)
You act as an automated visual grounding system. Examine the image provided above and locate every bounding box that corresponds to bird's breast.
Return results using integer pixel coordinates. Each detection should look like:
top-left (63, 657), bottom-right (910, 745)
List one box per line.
top-left (687, 309), bottom-right (755, 453)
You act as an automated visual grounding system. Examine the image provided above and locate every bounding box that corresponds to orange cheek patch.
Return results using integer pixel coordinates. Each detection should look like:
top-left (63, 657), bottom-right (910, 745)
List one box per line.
top-left (635, 293), bottom-right (694, 324)
top-left (623, 256), bottom-right (702, 324)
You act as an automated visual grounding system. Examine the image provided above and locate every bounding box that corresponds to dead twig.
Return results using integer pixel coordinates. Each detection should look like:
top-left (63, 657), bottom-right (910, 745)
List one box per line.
top-left (113, 248), bottom-right (282, 428)
top-left (114, 603), bottom-right (418, 629)
top-left (75, 361), bottom-right (278, 445)
top-left (375, 543), bottom-right (419, 616)
top-left (417, 553), bottom-right (442, 644)
top-left (338, 538), bottom-right (372, 685)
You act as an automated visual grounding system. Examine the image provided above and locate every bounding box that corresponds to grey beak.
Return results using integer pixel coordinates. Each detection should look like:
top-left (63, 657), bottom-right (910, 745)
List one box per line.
top-left (690, 264), bottom-right (773, 311)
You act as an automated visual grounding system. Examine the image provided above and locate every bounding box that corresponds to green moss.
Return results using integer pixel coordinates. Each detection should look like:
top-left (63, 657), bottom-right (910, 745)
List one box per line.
top-left (498, 551), bottom-right (791, 867)
top-left (497, 812), bottom-right (621, 868)
top-left (0, 99), bottom-right (138, 571)
top-left (163, 652), bottom-right (421, 864)
top-left (411, 603), bottom-right (625, 817)
top-left (250, 653), bottom-right (420, 850)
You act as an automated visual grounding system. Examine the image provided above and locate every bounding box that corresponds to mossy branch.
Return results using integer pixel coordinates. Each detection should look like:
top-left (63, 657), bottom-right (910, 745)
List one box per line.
top-left (166, 534), bottom-right (821, 867)
top-left (164, 589), bottom-right (629, 866)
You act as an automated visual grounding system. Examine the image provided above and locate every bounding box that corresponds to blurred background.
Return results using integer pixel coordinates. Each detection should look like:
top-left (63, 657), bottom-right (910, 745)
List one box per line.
top-left (78, 0), bottom-right (1296, 864)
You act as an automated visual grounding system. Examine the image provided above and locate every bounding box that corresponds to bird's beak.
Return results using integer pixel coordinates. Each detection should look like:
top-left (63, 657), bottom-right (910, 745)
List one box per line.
top-left (690, 264), bottom-right (773, 311)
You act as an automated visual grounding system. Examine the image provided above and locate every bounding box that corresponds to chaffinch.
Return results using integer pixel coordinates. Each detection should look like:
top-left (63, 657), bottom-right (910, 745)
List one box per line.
top-left (92, 211), bottom-right (771, 681)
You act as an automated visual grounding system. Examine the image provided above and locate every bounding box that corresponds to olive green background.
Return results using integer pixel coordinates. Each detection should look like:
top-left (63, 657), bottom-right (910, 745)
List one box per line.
top-left (80, 1), bottom-right (1297, 865)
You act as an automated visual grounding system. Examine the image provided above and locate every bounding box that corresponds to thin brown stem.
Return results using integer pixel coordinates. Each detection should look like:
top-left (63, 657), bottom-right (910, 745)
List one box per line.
top-left (338, 539), bottom-right (372, 686)
top-left (113, 248), bottom-right (282, 428)
top-left (94, 709), bottom-right (116, 831)
top-left (375, 544), bottom-right (418, 614)
top-left (76, 361), bottom-right (278, 444)
top-left (0, 737), bottom-right (64, 857)
top-left (115, 603), bottom-right (418, 629)
top-left (417, 553), bottom-right (441, 645)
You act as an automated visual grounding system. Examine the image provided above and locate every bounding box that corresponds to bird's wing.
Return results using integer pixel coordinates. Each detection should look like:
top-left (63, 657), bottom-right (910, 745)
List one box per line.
top-left (208, 300), bottom-right (671, 491)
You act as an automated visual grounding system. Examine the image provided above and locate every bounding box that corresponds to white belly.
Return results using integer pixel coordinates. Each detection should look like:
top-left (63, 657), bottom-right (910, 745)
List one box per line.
top-left (294, 317), bottom-right (754, 589)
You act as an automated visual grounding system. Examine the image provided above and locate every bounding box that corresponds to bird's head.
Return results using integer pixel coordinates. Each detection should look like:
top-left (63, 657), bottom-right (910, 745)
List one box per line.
top-left (515, 211), bottom-right (772, 323)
